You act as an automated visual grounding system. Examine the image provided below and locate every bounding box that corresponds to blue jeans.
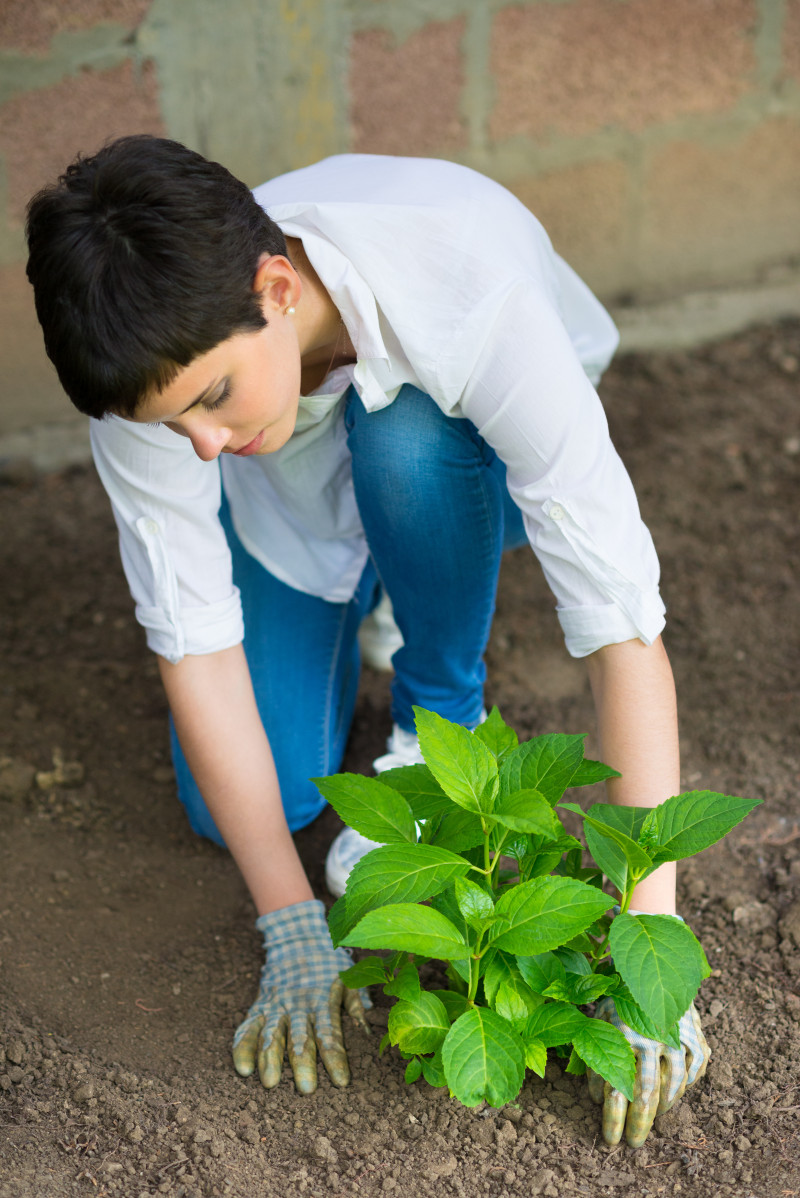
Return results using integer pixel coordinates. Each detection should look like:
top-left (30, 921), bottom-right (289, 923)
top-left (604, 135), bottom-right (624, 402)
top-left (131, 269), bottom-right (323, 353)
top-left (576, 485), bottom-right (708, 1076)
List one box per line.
top-left (172, 384), bottom-right (527, 844)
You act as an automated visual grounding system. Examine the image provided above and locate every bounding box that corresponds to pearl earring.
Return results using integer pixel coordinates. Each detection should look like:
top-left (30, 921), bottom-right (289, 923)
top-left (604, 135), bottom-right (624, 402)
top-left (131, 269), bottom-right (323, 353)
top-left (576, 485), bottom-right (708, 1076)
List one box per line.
top-left (285, 305), bottom-right (296, 316)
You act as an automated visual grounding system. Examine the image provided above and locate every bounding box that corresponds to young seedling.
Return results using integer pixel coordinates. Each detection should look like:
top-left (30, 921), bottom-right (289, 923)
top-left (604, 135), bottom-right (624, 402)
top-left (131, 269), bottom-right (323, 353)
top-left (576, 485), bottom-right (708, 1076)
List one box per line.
top-left (314, 707), bottom-right (759, 1109)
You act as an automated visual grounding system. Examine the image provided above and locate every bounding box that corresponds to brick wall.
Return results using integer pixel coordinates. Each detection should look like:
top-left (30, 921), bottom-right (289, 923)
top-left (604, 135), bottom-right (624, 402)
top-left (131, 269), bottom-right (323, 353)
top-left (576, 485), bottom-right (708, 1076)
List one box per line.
top-left (1, 0), bottom-right (799, 436)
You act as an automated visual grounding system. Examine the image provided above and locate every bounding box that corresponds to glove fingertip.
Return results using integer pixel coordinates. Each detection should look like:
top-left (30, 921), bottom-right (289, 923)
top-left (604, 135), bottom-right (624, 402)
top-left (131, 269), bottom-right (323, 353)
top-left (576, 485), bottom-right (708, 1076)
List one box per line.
top-left (585, 1070), bottom-right (606, 1106)
top-left (232, 1054), bottom-right (256, 1078)
top-left (625, 1125), bottom-right (651, 1150)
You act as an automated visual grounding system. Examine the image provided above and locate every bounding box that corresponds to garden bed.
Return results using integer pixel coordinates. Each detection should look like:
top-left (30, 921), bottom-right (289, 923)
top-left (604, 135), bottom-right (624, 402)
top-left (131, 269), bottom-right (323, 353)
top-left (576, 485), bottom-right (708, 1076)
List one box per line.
top-left (1, 320), bottom-right (799, 1197)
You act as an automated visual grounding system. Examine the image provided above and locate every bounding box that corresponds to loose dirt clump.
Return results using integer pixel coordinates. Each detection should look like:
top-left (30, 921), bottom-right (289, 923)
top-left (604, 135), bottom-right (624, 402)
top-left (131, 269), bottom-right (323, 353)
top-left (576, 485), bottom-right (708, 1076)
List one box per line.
top-left (1, 320), bottom-right (799, 1197)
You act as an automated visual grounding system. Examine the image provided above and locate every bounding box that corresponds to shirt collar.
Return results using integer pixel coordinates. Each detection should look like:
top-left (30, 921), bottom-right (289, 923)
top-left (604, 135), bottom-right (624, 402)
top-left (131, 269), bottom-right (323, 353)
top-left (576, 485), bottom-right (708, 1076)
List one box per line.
top-left (274, 218), bottom-right (392, 410)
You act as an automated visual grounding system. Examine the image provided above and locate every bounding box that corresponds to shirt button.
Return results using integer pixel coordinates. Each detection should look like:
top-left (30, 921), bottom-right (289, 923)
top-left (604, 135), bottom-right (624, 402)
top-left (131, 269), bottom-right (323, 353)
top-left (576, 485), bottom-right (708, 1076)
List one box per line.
top-left (549, 504), bottom-right (565, 521)
top-left (145, 519), bottom-right (160, 535)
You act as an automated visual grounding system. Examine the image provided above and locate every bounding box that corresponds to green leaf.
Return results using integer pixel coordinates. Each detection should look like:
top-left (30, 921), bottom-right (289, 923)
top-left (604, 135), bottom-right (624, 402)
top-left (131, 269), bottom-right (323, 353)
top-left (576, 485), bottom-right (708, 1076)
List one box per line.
top-left (492, 789), bottom-right (560, 837)
top-left (447, 958), bottom-right (471, 987)
top-left (552, 844), bottom-right (585, 880)
top-left (482, 952), bottom-right (520, 1006)
top-left (516, 952), bottom-right (566, 995)
top-left (523, 847), bottom-right (568, 880)
top-left (503, 834), bottom-right (531, 863)
top-left (377, 764), bottom-right (455, 820)
top-left (428, 809), bottom-right (486, 852)
top-left (522, 1002), bottom-right (588, 1047)
top-left (567, 758), bottom-right (622, 787)
top-left (454, 877), bottom-right (495, 930)
top-left (609, 913), bottom-right (711, 1033)
top-left (582, 829), bottom-right (627, 896)
top-left (378, 1031), bottom-right (391, 1055)
top-left (612, 986), bottom-right (681, 1050)
top-left (414, 707), bottom-right (499, 815)
top-left (404, 1057), bottom-right (423, 1084)
top-left (442, 1008), bottom-right (526, 1108)
top-left (388, 991), bottom-right (450, 1055)
top-left (345, 843), bottom-right (472, 924)
top-left (312, 773), bottom-right (416, 844)
top-left (573, 973), bottom-right (621, 1004)
top-left (337, 957), bottom-right (389, 989)
top-left (587, 804), bottom-right (650, 840)
top-left (499, 735), bottom-right (587, 806)
top-left (554, 947), bottom-right (593, 976)
top-left (490, 877), bottom-right (614, 955)
top-left (342, 900), bottom-right (469, 958)
top-left (429, 885), bottom-right (472, 944)
top-left (565, 1047), bottom-right (587, 1076)
top-left (495, 977), bottom-right (542, 1024)
top-left (540, 979), bottom-right (575, 1003)
top-left (543, 972), bottom-right (619, 1005)
top-left (421, 1047), bottom-right (447, 1087)
top-left (572, 1019), bottom-right (636, 1101)
top-left (429, 990), bottom-right (470, 1022)
top-left (472, 707), bottom-right (519, 759)
top-left (384, 961), bottom-right (421, 1001)
top-left (328, 894), bottom-right (356, 949)
top-left (562, 802), bottom-right (654, 890)
top-left (560, 930), bottom-right (597, 954)
top-left (524, 1039), bottom-right (548, 1077)
top-left (582, 804), bottom-right (652, 895)
top-left (650, 791), bottom-right (763, 865)
top-left (342, 903), bottom-right (470, 960)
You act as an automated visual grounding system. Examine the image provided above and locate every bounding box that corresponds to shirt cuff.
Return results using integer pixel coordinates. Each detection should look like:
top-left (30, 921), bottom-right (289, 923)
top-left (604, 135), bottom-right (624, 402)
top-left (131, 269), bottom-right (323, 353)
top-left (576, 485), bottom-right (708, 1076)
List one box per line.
top-left (136, 592), bottom-right (245, 663)
top-left (557, 598), bottom-right (666, 658)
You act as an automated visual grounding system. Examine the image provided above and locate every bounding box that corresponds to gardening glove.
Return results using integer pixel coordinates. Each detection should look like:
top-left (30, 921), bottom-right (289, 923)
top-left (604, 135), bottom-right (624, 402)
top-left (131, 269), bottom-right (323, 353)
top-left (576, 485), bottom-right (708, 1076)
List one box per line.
top-left (232, 899), bottom-right (370, 1094)
top-left (587, 997), bottom-right (711, 1148)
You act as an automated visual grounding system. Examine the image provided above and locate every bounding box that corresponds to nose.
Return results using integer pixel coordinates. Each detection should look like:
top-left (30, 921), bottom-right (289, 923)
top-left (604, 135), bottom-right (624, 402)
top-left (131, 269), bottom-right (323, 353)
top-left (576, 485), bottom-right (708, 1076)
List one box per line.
top-left (178, 417), bottom-right (231, 462)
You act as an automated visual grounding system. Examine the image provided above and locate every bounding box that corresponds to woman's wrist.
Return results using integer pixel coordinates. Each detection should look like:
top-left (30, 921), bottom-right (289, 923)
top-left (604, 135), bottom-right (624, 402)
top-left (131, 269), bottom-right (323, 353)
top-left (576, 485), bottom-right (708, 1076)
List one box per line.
top-left (628, 860), bottom-right (677, 915)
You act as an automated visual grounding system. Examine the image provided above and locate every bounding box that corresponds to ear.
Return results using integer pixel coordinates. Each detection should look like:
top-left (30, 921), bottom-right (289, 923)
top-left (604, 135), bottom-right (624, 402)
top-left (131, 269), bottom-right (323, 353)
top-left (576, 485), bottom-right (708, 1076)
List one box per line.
top-left (252, 253), bottom-right (302, 314)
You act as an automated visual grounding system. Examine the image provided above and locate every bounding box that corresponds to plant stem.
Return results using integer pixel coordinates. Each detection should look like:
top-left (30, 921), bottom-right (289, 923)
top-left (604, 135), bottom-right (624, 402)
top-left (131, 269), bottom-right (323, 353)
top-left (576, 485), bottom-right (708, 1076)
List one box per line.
top-left (618, 870), bottom-right (645, 915)
top-left (466, 928), bottom-right (486, 1006)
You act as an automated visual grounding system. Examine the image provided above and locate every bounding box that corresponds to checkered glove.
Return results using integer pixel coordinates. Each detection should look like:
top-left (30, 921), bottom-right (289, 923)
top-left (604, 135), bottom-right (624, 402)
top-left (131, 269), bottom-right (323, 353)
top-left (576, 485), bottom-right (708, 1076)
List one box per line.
top-left (587, 998), bottom-right (711, 1147)
top-left (232, 899), bottom-right (369, 1094)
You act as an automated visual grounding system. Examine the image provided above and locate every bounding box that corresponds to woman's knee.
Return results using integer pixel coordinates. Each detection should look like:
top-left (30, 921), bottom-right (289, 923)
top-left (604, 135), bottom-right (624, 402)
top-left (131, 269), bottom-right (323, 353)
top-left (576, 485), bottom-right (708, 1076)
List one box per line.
top-left (346, 385), bottom-right (496, 525)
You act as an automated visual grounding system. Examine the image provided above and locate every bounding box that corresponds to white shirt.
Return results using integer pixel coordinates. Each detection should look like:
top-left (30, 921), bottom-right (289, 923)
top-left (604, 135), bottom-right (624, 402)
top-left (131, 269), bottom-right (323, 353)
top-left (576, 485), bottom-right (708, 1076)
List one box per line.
top-left (90, 154), bottom-right (666, 664)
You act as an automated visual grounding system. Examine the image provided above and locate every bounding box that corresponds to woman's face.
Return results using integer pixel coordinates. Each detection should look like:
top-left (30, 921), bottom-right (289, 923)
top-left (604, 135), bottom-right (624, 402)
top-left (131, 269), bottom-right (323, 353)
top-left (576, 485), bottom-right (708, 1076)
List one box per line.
top-left (131, 312), bottom-right (303, 462)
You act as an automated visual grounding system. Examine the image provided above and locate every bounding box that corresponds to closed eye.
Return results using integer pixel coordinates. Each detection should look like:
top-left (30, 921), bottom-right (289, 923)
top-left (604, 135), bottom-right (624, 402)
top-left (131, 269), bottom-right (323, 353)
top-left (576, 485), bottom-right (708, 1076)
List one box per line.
top-left (202, 381), bottom-right (232, 412)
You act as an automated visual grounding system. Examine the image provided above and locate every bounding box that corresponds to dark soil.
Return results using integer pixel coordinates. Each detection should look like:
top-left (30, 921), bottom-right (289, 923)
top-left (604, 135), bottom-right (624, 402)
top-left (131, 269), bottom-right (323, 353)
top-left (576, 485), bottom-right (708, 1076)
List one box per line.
top-left (1, 321), bottom-right (799, 1198)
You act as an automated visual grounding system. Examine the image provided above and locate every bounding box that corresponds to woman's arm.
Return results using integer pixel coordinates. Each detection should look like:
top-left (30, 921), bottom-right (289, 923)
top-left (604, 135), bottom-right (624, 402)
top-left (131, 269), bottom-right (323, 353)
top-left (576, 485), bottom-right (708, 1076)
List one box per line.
top-left (158, 644), bottom-right (314, 916)
top-left (584, 634), bottom-right (679, 915)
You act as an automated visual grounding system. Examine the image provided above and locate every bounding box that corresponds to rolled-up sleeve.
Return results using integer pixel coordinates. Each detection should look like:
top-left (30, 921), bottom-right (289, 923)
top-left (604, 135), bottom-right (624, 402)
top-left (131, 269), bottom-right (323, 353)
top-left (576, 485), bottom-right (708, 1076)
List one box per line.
top-left (454, 282), bottom-right (666, 657)
top-left (90, 417), bottom-right (244, 663)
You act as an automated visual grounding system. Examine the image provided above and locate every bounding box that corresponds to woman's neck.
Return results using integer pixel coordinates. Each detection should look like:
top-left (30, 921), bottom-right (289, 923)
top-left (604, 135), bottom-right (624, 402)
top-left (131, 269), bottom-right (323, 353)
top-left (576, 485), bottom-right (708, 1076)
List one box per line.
top-left (287, 237), bottom-right (356, 393)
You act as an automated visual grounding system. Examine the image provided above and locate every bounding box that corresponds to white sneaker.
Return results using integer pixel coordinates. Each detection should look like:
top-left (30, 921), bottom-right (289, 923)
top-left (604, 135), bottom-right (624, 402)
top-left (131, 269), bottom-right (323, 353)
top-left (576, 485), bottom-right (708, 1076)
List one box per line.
top-left (358, 593), bottom-right (404, 672)
top-left (325, 724), bottom-right (423, 898)
top-left (324, 713), bottom-right (487, 898)
top-left (372, 723), bottom-right (424, 773)
top-left (325, 827), bottom-right (382, 899)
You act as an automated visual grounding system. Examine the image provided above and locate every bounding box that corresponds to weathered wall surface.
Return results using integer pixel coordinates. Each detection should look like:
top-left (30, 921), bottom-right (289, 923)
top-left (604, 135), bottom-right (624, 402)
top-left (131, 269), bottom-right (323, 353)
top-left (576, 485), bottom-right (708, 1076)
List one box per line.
top-left (1, 0), bottom-right (799, 444)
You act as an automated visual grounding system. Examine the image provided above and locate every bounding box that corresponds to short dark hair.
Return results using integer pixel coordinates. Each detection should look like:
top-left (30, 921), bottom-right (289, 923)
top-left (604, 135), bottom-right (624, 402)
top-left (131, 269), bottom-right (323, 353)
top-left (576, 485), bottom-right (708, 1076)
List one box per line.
top-left (25, 135), bottom-right (288, 419)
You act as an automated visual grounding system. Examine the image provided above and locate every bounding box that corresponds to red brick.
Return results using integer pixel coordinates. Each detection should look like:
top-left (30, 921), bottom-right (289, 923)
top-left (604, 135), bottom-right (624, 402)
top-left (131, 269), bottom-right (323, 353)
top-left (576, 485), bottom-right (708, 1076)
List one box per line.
top-left (349, 18), bottom-right (467, 155)
top-left (0, 0), bottom-right (152, 54)
top-left (783, 0), bottom-right (800, 82)
top-left (490, 0), bottom-right (757, 141)
top-left (511, 158), bottom-right (631, 296)
top-left (0, 60), bottom-right (164, 223)
top-left (641, 118), bottom-right (800, 294)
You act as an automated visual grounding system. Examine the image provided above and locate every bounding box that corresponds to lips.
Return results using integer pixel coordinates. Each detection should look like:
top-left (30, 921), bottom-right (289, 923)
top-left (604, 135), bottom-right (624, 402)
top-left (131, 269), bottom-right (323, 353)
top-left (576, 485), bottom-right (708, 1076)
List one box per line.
top-left (232, 430), bottom-right (266, 456)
